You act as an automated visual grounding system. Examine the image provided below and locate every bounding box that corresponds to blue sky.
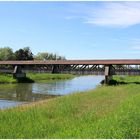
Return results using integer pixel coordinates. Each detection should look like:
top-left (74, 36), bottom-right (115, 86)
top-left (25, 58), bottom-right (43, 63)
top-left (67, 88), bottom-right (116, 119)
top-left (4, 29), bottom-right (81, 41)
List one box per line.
top-left (0, 1), bottom-right (140, 59)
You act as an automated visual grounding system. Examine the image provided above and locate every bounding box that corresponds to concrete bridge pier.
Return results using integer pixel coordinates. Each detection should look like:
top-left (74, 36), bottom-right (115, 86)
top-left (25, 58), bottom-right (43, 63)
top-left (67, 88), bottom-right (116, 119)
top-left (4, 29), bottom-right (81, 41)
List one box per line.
top-left (52, 64), bottom-right (60, 74)
top-left (13, 65), bottom-right (26, 79)
top-left (104, 65), bottom-right (115, 84)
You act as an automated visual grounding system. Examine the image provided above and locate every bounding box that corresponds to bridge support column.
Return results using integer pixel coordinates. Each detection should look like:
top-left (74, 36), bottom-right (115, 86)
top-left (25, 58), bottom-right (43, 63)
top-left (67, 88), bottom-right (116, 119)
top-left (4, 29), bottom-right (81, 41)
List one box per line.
top-left (104, 65), bottom-right (115, 84)
top-left (13, 65), bottom-right (26, 79)
top-left (52, 64), bottom-right (60, 74)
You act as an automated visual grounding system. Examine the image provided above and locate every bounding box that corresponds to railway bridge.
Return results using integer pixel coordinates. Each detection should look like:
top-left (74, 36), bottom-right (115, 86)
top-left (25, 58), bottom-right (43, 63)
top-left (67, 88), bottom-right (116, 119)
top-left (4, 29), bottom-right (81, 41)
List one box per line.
top-left (1, 59), bottom-right (140, 84)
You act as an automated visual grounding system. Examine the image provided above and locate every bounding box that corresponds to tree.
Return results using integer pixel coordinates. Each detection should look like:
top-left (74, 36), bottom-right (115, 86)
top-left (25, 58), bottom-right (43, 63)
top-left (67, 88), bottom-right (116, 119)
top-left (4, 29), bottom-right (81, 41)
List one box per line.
top-left (15, 47), bottom-right (34, 60)
top-left (0, 47), bottom-right (15, 60)
top-left (34, 52), bottom-right (49, 60)
top-left (34, 52), bottom-right (66, 60)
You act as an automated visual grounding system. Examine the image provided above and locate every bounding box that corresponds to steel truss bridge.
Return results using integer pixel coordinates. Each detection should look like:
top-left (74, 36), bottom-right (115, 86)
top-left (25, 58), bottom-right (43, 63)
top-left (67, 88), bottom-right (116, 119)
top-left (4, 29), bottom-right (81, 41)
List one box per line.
top-left (0, 60), bottom-right (140, 75)
top-left (1, 59), bottom-right (140, 83)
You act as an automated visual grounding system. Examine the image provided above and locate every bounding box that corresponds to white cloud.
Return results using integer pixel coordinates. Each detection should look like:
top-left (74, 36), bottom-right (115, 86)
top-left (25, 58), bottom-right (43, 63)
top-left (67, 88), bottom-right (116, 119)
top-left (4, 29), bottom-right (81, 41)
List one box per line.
top-left (86, 2), bottom-right (140, 27)
top-left (66, 2), bottom-right (140, 28)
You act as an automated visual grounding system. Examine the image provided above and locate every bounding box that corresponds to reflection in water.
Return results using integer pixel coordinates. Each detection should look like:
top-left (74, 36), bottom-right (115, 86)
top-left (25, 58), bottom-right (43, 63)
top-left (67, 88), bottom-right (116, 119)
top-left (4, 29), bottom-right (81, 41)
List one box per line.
top-left (0, 84), bottom-right (58, 102)
top-left (0, 75), bottom-right (104, 109)
top-left (32, 75), bottom-right (104, 95)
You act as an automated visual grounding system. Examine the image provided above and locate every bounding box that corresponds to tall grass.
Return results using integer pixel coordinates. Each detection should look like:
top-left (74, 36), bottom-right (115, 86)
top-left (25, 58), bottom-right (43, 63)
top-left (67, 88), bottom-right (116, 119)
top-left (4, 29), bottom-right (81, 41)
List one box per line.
top-left (1, 82), bottom-right (140, 138)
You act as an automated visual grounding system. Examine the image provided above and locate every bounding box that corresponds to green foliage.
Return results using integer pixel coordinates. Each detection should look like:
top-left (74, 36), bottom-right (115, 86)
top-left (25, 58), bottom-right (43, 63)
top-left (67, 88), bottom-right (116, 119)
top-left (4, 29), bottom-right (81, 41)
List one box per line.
top-left (34, 52), bottom-right (65, 60)
top-left (0, 46), bottom-right (66, 61)
top-left (0, 47), bottom-right (15, 60)
top-left (15, 47), bottom-right (33, 60)
top-left (34, 52), bottom-right (48, 60)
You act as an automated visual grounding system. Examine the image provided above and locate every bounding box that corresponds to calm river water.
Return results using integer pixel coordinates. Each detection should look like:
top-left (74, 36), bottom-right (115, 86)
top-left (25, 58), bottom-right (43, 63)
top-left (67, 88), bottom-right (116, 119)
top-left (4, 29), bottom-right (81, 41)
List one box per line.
top-left (0, 75), bottom-right (104, 109)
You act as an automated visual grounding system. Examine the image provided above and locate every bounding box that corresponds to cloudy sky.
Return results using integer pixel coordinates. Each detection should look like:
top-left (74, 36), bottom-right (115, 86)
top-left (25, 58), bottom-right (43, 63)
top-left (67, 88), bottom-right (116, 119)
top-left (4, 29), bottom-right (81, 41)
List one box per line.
top-left (0, 1), bottom-right (140, 59)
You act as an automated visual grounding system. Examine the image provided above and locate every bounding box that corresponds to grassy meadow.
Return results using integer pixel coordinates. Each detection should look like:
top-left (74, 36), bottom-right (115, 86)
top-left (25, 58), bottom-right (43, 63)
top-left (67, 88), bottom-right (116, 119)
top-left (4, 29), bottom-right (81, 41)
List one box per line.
top-left (1, 76), bottom-right (140, 138)
top-left (0, 73), bottom-right (75, 83)
top-left (27, 73), bottom-right (75, 82)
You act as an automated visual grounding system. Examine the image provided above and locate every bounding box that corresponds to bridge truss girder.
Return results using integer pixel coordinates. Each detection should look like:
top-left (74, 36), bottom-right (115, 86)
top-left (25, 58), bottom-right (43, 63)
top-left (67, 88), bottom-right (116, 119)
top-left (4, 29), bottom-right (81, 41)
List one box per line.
top-left (1, 64), bottom-right (140, 75)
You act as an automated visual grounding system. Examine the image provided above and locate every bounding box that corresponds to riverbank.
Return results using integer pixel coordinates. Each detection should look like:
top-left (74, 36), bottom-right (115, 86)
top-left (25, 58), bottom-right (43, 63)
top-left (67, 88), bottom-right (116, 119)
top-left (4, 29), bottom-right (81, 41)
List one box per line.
top-left (0, 74), bottom-right (16, 83)
top-left (0, 73), bottom-right (75, 83)
top-left (0, 76), bottom-right (140, 138)
top-left (101, 75), bottom-right (140, 85)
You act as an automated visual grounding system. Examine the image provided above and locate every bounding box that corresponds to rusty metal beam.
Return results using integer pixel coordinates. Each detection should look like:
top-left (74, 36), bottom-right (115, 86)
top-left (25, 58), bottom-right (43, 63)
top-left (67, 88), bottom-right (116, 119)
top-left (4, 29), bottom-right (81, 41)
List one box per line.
top-left (1, 59), bottom-right (140, 65)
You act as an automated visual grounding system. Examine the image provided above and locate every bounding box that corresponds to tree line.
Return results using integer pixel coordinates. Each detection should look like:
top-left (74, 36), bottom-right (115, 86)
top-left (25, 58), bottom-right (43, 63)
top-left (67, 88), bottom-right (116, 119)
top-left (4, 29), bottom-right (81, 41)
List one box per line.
top-left (0, 47), bottom-right (66, 61)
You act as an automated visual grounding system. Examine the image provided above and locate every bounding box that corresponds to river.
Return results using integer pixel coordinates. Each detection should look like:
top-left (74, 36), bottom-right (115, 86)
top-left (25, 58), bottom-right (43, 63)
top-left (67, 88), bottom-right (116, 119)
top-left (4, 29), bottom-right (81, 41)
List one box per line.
top-left (0, 75), bottom-right (104, 109)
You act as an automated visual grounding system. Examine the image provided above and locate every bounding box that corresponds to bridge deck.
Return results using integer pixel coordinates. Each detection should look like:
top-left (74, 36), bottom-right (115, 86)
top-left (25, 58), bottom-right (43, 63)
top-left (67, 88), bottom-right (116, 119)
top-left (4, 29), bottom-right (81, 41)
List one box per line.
top-left (1, 59), bottom-right (140, 65)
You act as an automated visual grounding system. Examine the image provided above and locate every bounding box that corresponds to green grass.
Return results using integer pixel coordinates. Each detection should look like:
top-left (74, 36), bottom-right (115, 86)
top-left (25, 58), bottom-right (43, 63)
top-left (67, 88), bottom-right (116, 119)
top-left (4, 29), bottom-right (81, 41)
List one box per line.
top-left (113, 75), bottom-right (140, 84)
top-left (1, 76), bottom-right (140, 138)
top-left (0, 74), bottom-right (16, 83)
top-left (27, 73), bottom-right (75, 82)
top-left (0, 73), bottom-right (75, 83)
